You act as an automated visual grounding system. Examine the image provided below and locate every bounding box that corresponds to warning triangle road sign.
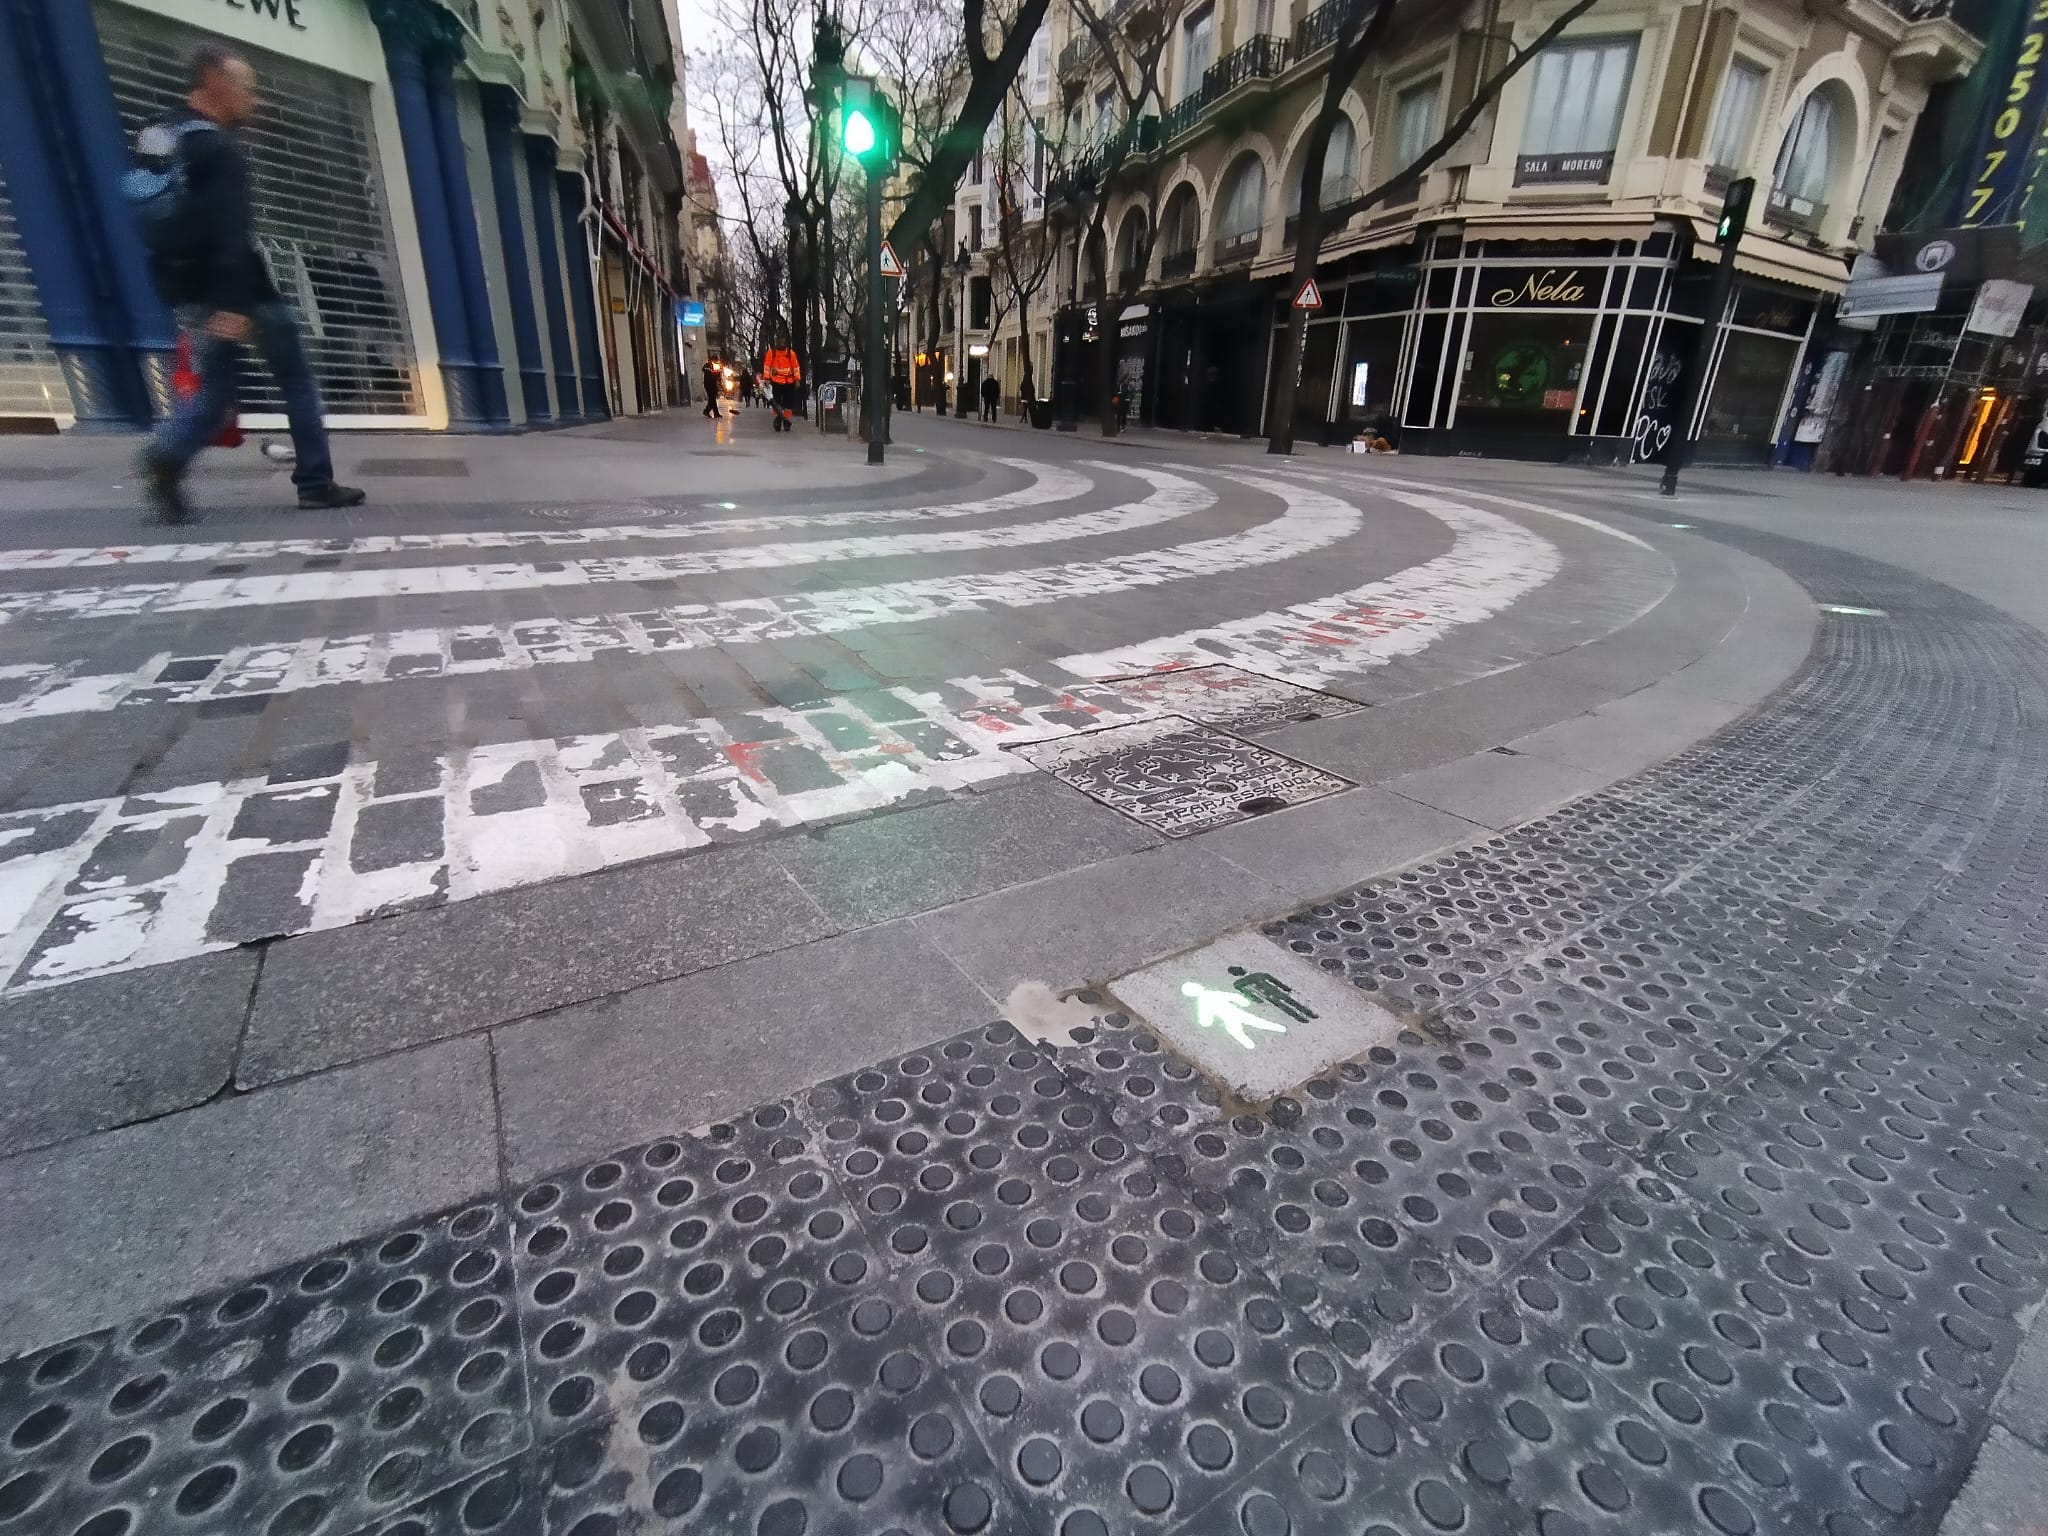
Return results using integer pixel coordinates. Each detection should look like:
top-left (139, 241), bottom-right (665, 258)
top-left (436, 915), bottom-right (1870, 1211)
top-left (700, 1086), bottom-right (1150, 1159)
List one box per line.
top-left (878, 241), bottom-right (903, 278)
top-left (1292, 278), bottom-right (1323, 310)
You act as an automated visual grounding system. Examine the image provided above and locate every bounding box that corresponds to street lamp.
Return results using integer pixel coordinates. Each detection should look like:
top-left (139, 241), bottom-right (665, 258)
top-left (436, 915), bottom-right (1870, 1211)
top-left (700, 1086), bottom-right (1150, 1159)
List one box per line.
top-left (953, 240), bottom-right (972, 419)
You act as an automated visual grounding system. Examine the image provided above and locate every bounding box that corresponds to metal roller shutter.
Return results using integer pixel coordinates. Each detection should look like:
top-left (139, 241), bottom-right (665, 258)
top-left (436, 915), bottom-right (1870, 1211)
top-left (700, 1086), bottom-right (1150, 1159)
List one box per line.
top-left (0, 163), bottom-right (68, 420)
top-left (93, 1), bottom-right (425, 418)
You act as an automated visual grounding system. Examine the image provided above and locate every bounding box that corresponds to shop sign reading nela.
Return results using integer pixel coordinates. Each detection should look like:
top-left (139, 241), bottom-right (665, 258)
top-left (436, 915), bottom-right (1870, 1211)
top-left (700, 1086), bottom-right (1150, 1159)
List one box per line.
top-left (1487, 268), bottom-right (1590, 308)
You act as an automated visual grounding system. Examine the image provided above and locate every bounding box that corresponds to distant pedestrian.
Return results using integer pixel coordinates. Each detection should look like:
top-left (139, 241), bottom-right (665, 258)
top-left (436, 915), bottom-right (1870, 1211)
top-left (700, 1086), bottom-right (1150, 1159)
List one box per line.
top-left (702, 357), bottom-right (722, 419)
top-left (131, 42), bottom-right (364, 524)
top-left (761, 336), bottom-right (802, 431)
top-left (1114, 389), bottom-right (1130, 432)
top-left (979, 373), bottom-right (999, 423)
top-left (738, 367), bottom-right (756, 406)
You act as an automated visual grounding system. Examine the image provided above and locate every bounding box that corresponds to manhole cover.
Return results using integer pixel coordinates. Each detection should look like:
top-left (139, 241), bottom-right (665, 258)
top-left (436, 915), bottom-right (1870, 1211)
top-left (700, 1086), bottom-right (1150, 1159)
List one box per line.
top-left (1103, 664), bottom-right (1365, 733)
top-left (1108, 931), bottom-right (1397, 1101)
top-left (1012, 715), bottom-right (1351, 836)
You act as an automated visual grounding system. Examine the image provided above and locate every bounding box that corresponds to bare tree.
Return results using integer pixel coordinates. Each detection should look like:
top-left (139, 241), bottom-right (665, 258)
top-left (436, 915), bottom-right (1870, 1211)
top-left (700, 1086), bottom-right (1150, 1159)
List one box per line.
top-left (1267, 0), bottom-right (1604, 453)
top-left (981, 83), bottom-right (1067, 409)
top-left (1063, 0), bottom-right (1173, 433)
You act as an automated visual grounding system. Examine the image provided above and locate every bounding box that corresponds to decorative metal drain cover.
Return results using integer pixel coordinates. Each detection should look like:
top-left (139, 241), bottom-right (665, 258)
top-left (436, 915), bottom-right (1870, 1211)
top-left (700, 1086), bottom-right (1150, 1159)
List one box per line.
top-left (1100, 665), bottom-right (1366, 733)
top-left (1012, 716), bottom-right (1351, 836)
top-left (526, 503), bottom-right (679, 523)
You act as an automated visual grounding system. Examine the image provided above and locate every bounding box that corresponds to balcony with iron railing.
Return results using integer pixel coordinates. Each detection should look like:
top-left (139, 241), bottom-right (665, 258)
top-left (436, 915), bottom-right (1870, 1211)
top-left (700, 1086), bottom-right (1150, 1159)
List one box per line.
top-left (1160, 246), bottom-right (1197, 278)
top-left (1159, 92), bottom-right (1204, 145)
top-left (1212, 228), bottom-right (1261, 266)
top-left (1765, 183), bottom-right (1826, 235)
top-left (1058, 34), bottom-right (1099, 78)
top-left (1290, 0), bottom-right (1369, 64)
top-left (1203, 34), bottom-right (1287, 101)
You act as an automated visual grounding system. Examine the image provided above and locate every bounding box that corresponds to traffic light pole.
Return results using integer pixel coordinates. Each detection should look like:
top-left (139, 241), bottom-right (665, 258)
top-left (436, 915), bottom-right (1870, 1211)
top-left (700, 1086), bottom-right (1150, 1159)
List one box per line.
top-left (863, 165), bottom-right (885, 465)
top-left (1662, 177), bottom-right (1753, 497)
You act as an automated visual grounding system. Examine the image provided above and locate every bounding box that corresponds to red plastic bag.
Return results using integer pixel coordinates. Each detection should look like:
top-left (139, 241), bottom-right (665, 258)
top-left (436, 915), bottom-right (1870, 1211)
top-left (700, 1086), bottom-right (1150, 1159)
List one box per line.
top-left (172, 331), bottom-right (243, 448)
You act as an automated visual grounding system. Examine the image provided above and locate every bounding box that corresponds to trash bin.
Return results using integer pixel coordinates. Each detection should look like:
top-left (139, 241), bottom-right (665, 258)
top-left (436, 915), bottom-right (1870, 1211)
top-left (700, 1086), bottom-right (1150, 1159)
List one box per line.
top-left (817, 382), bottom-right (852, 435)
top-left (1028, 399), bottom-right (1054, 430)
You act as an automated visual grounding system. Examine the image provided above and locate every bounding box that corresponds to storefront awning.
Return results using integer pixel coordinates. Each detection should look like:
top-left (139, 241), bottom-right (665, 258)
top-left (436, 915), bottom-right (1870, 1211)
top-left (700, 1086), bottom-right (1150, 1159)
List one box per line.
top-left (597, 203), bottom-right (677, 298)
top-left (1684, 218), bottom-right (1851, 295)
top-left (1456, 214), bottom-right (1659, 244)
top-left (1251, 222), bottom-right (1415, 279)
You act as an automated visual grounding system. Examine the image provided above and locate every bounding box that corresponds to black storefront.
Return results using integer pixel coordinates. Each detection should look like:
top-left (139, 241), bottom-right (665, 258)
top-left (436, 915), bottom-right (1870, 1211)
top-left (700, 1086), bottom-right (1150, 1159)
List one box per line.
top-left (1263, 222), bottom-right (1821, 465)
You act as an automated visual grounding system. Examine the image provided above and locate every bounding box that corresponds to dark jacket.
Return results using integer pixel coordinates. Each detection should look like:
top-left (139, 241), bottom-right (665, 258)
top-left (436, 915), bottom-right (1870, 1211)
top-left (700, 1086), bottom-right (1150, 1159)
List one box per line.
top-left (151, 108), bottom-right (278, 311)
top-left (980, 376), bottom-right (999, 403)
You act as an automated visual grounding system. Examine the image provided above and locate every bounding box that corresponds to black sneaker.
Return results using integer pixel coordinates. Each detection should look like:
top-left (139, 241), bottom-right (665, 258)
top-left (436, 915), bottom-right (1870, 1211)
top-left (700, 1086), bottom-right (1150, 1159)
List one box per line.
top-left (297, 482), bottom-right (367, 509)
top-left (137, 449), bottom-right (193, 525)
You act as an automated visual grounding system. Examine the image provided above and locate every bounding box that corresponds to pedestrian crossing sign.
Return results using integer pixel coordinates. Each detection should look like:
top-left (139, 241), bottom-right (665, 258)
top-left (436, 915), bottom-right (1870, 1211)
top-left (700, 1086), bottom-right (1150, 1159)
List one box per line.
top-left (878, 241), bottom-right (903, 278)
top-left (1292, 278), bottom-right (1323, 310)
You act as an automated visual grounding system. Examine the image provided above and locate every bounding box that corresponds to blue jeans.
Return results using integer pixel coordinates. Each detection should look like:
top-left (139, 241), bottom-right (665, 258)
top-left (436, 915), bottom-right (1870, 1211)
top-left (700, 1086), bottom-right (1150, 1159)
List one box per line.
top-left (152, 302), bottom-right (334, 490)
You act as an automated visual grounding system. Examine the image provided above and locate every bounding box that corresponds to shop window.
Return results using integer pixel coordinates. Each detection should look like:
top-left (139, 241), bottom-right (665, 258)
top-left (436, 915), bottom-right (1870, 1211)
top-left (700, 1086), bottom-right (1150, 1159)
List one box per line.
top-left (1770, 86), bottom-right (1845, 230)
top-left (1178, 5), bottom-right (1216, 103)
top-left (1704, 59), bottom-right (1767, 175)
top-left (1516, 37), bottom-right (1634, 185)
top-left (1214, 154), bottom-right (1266, 263)
top-left (1393, 78), bottom-right (1440, 175)
top-left (1702, 329), bottom-right (1799, 460)
top-left (1456, 311), bottom-right (1592, 434)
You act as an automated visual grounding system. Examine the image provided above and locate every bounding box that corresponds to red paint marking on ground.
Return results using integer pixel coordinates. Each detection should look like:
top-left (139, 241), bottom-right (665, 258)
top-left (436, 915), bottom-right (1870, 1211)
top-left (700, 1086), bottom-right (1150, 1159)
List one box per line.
top-left (722, 740), bottom-right (771, 782)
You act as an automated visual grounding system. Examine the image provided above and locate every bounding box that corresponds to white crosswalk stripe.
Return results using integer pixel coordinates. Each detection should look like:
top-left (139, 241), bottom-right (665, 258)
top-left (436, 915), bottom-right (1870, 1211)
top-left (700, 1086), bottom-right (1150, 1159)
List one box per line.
top-left (0, 457), bottom-right (1091, 571)
top-left (0, 463), bottom-right (1206, 623)
top-left (0, 461), bottom-right (1584, 995)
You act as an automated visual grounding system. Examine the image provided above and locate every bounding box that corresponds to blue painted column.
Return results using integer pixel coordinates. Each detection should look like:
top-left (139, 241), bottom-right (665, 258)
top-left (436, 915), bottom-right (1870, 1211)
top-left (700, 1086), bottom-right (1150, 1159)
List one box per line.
top-left (422, 58), bottom-right (510, 427)
top-left (525, 135), bottom-right (582, 422)
top-left (370, 3), bottom-right (497, 427)
top-left (480, 87), bottom-right (549, 425)
top-left (556, 171), bottom-right (610, 421)
top-left (0, 0), bottom-right (168, 426)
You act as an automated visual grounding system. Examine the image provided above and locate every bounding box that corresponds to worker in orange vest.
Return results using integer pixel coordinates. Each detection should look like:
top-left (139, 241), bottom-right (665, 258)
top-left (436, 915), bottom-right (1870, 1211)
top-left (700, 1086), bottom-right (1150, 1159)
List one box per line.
top-left (761, 337), bottom-right (802, 432)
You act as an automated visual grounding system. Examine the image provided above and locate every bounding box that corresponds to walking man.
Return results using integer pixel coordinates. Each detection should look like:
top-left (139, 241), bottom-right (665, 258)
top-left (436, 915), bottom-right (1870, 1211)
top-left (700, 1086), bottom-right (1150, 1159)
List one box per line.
top-left (137, 43), bottom-right (364, 524)
top-left (702, 356), bottom-right (723, 419)
top-left (761, 335), bottom-right (802, 432)
top-left (979, 372), bottom-right (999, 423)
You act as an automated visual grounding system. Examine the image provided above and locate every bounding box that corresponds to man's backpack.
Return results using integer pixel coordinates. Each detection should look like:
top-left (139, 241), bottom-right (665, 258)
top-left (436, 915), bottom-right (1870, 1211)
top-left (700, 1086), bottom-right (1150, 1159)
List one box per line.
top-left (122, 120), bottom-right (215, 272)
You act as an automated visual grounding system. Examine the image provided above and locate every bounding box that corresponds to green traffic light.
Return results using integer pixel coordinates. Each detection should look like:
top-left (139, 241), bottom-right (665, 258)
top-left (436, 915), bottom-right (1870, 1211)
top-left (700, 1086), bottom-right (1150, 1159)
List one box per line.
top-left (844, 109), bottom-right (877, 157)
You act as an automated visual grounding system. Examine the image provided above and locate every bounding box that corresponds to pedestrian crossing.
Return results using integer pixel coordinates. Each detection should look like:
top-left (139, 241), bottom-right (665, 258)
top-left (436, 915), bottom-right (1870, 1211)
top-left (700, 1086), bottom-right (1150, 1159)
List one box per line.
top-left (0, 453), bottom-right (1632, 995)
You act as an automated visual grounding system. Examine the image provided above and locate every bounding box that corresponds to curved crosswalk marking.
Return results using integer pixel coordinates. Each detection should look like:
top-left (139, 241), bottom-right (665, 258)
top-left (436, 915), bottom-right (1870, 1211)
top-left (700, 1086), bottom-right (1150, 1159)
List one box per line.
top-left (0, 472), bottom-right (1595, 994)
top-left (0, 457), bottom-right (1091, 572)
top-left (0, 466), bottom-right (1329, 718)
top-left (0, 465), bottom-right (1213, 623)
top-left (1058, 480), bottom-right (1562, 681)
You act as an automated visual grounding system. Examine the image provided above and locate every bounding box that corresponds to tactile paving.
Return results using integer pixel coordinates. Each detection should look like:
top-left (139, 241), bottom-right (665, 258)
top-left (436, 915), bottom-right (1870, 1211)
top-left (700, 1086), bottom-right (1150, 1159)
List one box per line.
top-left (0, 1202), bottom-right (524, 1536)
top-left (10, 516), bottom-right (2048, 1536)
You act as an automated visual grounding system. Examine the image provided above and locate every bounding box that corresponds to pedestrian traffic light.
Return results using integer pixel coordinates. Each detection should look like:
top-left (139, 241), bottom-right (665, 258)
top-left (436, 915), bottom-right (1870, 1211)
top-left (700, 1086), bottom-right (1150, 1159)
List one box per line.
top-left (839, 76), bottom-right (897, 170)
top-left (1716, 176), bottom-right (1756, 247)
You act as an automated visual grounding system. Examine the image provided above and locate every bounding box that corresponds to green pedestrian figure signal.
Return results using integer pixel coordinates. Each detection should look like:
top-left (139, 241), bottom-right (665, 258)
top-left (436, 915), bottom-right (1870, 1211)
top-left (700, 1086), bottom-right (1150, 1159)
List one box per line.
top-left (1715, 176), bottom-right (1755, 247)
top-left (1180, 980), bottom-right (1289, 1051)
top-left (839, 76), bottom-right (900, 171)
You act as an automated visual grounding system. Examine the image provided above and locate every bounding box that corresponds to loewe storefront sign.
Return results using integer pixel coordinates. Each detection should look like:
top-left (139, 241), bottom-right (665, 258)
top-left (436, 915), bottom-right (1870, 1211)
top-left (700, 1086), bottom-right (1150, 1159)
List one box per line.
top-left (1488, 268), bottom-right (1590, 308)
top-left (208, 0), bottom-right (309, 31)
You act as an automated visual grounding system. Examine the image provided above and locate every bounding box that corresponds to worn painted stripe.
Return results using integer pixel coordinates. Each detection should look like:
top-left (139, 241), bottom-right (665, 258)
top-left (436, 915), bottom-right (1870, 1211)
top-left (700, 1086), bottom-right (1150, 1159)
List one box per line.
top-left (0, 457), bottom-right (1092, 572)
top-left (1057, 481), bottom-right (1562, 679)
top-left (1276, 466), bottom-right (1655, 552)
top-left (0, 467), bottom-right (1344, 720)
top-left (0, 492), bottom-right (1563, 995)
top-left (0, 464), bottom-right (1212, 623)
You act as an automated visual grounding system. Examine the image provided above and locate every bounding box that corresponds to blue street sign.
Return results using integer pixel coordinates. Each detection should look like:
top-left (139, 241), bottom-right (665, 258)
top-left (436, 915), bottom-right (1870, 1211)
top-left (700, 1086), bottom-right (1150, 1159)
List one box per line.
top-left (676, 300), bottom-right (707, 328)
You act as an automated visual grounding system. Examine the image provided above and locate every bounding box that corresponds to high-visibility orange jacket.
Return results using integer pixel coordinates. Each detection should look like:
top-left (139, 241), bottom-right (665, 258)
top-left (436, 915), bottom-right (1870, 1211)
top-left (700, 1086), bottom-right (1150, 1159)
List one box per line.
top-left (761, 348), bottom-right (801, 385)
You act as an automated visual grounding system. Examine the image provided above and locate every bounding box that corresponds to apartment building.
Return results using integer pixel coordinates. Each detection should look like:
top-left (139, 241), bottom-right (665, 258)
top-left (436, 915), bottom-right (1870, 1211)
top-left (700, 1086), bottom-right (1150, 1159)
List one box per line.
top-left (971, 0), bottom-right (1980, 462)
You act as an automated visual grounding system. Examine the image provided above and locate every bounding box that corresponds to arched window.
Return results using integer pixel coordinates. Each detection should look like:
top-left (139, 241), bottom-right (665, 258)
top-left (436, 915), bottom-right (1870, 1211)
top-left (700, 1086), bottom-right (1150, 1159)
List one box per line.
top-left (1116, 209), bottom-right (1149, 287)
top-left (1288, 116), bottom-right (1358, 213)
top-left (1171, 186), bottom-right (1196, 259)
top-left (1214, 154), bottom-right (1265, 258)
top-left (1774, 87), bottom-right (1844, 207)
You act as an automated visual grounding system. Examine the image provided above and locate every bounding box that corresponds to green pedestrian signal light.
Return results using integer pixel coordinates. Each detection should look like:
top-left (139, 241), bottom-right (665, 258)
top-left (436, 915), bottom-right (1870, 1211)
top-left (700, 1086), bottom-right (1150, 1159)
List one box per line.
top-left (1715, 176), bottom-right (1755, 247)
top-left (838, 76), bottom-right (897, 169)
top-left (843, 108), bottom-right (877, 157)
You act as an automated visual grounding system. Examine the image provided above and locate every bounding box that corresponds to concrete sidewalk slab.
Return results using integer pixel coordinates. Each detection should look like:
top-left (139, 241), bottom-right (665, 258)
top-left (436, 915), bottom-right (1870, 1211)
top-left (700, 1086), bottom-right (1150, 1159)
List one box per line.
top-left (0, 1038), bottom-right (496, 1358)
top-left (237, 845), bottom-right (838, 1085)
top-left (492, 920), bottom-right (992, 1181)
top-left (1385, 747), bottom-right (1610, 829)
